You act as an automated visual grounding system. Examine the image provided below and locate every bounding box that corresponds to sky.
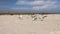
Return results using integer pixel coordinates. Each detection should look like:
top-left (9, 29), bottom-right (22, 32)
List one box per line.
top-left (0, 0), bottom-right (60, 13)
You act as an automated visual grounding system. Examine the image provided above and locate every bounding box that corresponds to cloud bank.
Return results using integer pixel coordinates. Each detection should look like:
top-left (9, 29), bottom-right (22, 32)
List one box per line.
top-left (11, 0), bottom-right (59, 11)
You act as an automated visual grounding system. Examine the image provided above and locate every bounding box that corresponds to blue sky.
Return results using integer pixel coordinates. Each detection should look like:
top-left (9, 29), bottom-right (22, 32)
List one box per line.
top-left (0, 0), bottom-right (60, 13)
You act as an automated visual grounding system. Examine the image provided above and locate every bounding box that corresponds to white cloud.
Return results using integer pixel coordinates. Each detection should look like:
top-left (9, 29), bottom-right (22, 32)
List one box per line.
top-left (11, 7), bottom-right (30, 10)
top-left (16, 1), bottom-right (25, 5)
top-left (16, 0), bottom-right (45, 5)
top-left (28, 1), bottom-right (45, 5)
top-left (11, 0), bottom-right (57, 10)
top-left (32, 1), bottom-right (56, 10)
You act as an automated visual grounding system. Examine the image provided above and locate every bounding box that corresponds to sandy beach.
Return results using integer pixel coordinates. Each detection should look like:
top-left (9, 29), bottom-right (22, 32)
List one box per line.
top-left (0, 14), bottom-right (60, 34)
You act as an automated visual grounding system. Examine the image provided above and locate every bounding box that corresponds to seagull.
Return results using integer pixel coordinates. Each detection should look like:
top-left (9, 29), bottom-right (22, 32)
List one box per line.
top-left (31, 15), bottom-right (37, 21)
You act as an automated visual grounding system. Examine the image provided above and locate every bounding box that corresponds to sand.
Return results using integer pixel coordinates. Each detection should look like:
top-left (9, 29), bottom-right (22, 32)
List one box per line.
top-left (0, 14), bottom-right (60, 34)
